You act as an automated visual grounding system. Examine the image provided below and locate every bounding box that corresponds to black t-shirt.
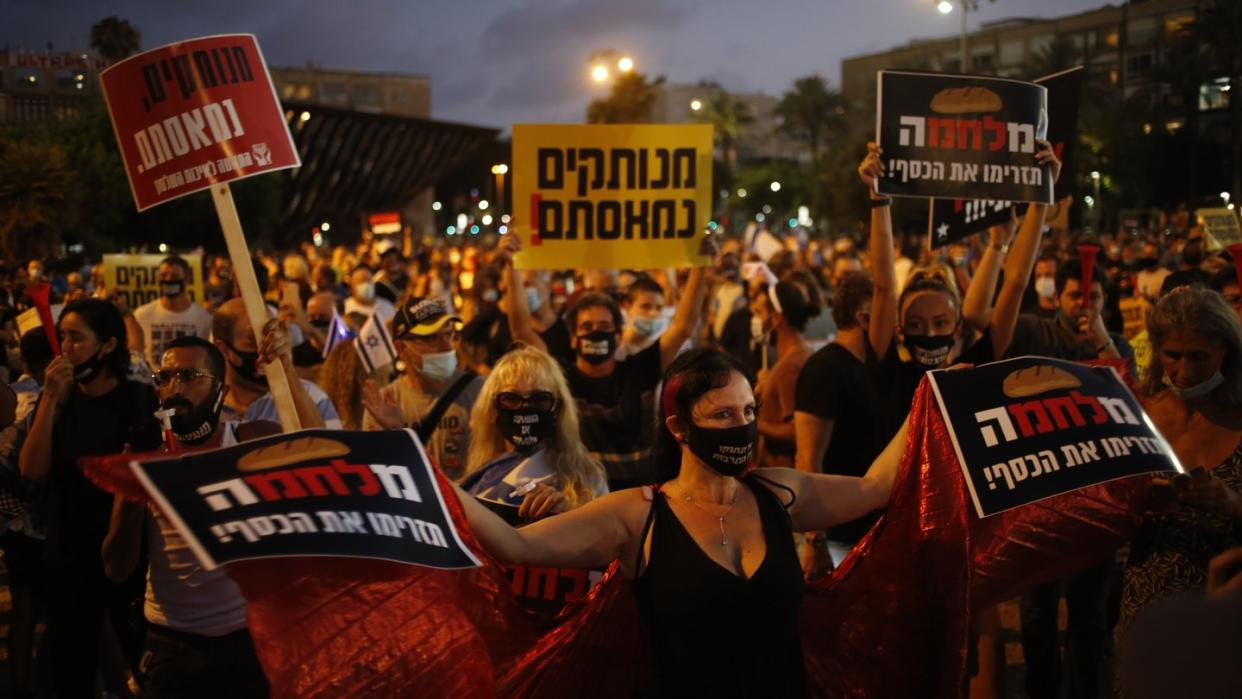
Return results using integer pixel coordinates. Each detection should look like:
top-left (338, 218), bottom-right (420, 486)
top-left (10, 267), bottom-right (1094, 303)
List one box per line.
top-left (795, 342), bottom-right (888, 542)
top-left (565, 341), bottom-right (663, 490)
top-left (47, 379), bottom-right (162, 563)
top-left (461, 306), bottom-right (572, 367)
top-left (875, 329), bottom-right (996, 440)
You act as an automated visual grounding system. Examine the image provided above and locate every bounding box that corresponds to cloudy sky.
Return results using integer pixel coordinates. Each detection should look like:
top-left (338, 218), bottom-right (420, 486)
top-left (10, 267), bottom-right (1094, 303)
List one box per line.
top-left (6, 0), bottom-right (1106, 128)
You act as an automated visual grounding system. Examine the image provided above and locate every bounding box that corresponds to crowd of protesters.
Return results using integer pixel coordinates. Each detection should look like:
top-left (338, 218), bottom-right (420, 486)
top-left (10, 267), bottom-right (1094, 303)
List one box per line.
top-left (0, 141), bottom-right (1237, 697)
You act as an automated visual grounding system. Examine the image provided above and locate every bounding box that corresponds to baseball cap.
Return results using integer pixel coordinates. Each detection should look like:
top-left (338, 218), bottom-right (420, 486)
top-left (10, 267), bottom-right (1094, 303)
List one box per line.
top-left (393, 297), bottom-right (462, 338)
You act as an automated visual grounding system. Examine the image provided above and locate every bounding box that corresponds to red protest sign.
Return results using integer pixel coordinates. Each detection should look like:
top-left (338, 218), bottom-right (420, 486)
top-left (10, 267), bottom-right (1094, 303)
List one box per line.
top-left (100, 34), bottom-right (300, 211)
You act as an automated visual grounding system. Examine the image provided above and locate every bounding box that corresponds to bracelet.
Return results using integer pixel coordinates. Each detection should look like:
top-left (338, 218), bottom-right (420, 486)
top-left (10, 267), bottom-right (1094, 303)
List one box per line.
top-left (869, 197), bottom-right (891, 208)
top-left (991, 242), bottom-right (1010, 254)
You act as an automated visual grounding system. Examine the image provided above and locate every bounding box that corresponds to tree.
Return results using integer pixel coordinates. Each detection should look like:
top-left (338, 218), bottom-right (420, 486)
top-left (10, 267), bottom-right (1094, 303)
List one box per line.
top-left (774, 75), bottom-right (846, 159)
top-left (90, 16), bottom-right (141, 65)
top-left (694, 90), bottom-right (754, 171)
top-left (1021, 36), bottom-right (1081, 79)
top-left (586, 72), bottom-right (665, 124)
top-left (0, 142), bottom-right (74, 260)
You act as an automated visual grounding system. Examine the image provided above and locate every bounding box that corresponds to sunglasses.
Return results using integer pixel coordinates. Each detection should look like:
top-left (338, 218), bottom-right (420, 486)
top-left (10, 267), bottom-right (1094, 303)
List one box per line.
top-left (152, 368), bottom-right (217, 388)
top-left (495, 391), bottom-right (557, 412)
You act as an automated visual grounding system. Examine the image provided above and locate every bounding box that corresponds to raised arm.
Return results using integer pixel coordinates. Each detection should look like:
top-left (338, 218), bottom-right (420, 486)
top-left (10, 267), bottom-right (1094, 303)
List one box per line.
top-left (988, 140), bottom-right (1061, 360)
top-left (961, 218), bottom-right (1018, 334)
top-left (498, 235), bottom-right (548, 352)
top-left (259, 318), bottom-right (325, 429)
top-left (659, 265), bottom-right (707, 369)
top-left (451, 482), bottom-right (643, 571)
top-left (760, 415), bottom-right (909, 532)
top-left (860, 143), bottom-right (898, 356)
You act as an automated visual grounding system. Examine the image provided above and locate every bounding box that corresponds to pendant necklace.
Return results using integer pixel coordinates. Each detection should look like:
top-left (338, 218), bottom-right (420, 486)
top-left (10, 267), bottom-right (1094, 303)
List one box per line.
top-left (682, 486), bottom-right (739, 547)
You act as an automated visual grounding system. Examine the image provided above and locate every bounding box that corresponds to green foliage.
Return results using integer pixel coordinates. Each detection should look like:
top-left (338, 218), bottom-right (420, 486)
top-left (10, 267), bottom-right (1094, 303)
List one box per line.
top-left (774, 75), bottom-right (846, 158)
top-left (586, 72), bottom-right (665, 124)
top-left (693, 90), bottom-right (754, 170)
top-left (0, 141), bottom-right (74, 259)
top-left (90, 16), bottom-right (142, 64)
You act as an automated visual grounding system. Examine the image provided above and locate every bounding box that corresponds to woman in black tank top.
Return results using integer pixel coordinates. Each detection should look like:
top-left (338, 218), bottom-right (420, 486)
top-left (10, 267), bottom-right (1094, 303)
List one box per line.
top-left (453, 348), bottom-right (908, 694)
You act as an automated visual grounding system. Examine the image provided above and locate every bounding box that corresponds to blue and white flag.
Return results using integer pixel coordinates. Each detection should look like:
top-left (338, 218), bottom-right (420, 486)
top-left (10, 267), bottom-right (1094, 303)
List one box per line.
top-left (354, 313), bottom-right (398, 373)
top-left (322, 310), bottom-right (354, 359)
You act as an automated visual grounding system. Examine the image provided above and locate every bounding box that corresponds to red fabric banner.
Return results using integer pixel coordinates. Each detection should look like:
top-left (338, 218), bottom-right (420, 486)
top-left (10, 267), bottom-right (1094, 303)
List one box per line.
top-left (84, 378), bottom-right (1149, 697)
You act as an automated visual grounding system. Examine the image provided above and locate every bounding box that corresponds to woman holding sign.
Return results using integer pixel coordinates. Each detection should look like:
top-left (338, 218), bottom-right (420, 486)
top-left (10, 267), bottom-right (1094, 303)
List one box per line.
top-left (454, 347), bottom-right (907, 696)
top-left (1121, 288), bottom-right (1242, 633)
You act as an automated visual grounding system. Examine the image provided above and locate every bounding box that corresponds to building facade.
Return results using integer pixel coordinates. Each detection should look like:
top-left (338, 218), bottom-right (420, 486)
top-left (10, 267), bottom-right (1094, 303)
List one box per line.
top-left (269, 66), bottom-right (431, 119)
top-left (0, 50), bottom-right (108, 123)
top-left (652, 82), bottom-right (808, 163)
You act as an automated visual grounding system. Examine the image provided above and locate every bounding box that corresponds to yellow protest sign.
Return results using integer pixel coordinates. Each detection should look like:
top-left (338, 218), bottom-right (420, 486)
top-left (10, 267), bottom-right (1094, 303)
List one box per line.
top-left (511, 124), bottom-right (713, 270)
top-left (104, 254), bottom-right (205, 310)
top-left (1118, 296), bottom-right (1149, 340)
top-left (1197, 207), bottom-right (1242, 247)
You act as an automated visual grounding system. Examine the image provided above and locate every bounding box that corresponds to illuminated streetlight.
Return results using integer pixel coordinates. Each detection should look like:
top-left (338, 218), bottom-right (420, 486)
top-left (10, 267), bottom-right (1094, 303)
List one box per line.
top-left (479, 199), bottom-right (490, 210)
top-left (491, 164), bottom-right (509, 175)
top-left (770, 181), bottom-right (781, 192)
top-left (737, 188), bottom-right (748, 198)
top-left (482, 214), bottom-right (493, 226)
top-left (320, 221), bottom-right (331, 232)
top-left (299, 111), bottom-right (311, 123)
top-left (432, 201), bottom-right (442, 211)
top-left (1090, 171), bottom-right (1101, 180)
top-left (937, 1), bottom-right (953, 13)
top-left (591, 65), bottom-right (610, 83)
top-left (158, 243), bottom-right (169, 253)
top-left (690, 99), bottom-right (703, 112)
top-left (1221, 192), bottom-right (1231, 204)
top-left (617, 56), bottom-right (634, 72)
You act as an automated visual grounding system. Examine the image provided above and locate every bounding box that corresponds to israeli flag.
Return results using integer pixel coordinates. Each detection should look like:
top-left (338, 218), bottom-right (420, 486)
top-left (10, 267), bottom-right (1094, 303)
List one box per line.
top-left (353, 313), bottom-right (398, 373)
top-left (322, 311), bottom-right (354, 359)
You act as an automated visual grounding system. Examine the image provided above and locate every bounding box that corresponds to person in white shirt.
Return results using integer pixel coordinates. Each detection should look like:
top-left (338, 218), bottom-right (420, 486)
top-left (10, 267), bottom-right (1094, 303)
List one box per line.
top-left (131, 257), bottom-right (213, 369)
top-left (342, 264), bottom-right (396, 323)
top-left (101, 335), bottom-right (310, 698)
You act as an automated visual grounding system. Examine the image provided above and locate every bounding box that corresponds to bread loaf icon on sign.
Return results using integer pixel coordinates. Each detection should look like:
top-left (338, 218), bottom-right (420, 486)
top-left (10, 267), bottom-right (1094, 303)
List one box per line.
top-left (1002, 365), bottom-right (1082, 398)
top-left (930, 86), bottom-right (1003, 114)
top-left (238, 437), bottom-right (351, 471)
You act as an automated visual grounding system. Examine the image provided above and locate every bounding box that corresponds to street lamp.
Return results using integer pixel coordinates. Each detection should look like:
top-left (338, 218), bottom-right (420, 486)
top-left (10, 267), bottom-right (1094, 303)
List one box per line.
top-left (588, 50), bottom-right (635, 85)
top-left (617, 56), bottom-right (634, 72)
top-left (937, 1), bottom-right (952, 13)
top-left (1090, 171), bottom-right (1102, 232)
top-left (935, 1), bottom-right (971, 71)
top-left (492, 164), bottom-right (509, 216)
top-left (690, 99), bottom-right (703, 112)
top-left (770, 181), bottom-right (781, 192)
top-left (591, 65), bottom-right (609, 83)
top-left (1221, 191), bottom-right (1231, 205)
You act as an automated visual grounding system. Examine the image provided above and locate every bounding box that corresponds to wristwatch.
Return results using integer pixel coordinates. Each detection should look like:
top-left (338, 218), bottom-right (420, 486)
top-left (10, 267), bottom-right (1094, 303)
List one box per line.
top-left (990, 241), bottom-right (1010, 254)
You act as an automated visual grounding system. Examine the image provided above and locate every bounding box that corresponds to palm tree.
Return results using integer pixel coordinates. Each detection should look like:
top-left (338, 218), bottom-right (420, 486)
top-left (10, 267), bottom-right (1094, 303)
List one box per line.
top-left (694, 90), bottom-right (754, 171)
top-left (586, 72), bottom-right (665, 124)
top-left (90, 16), bottom-right (141, 65)
top-left (774, 75), bottom-right (846, 159)
top-left (0, 143), bottom-right (74, 260)
top-left (1022, 36), bottom-right (1081, 80)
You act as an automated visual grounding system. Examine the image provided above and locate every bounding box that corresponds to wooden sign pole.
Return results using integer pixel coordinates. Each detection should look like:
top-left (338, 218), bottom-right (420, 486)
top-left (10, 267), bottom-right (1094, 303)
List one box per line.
top-left (211, 183), bottom-right (302, 433)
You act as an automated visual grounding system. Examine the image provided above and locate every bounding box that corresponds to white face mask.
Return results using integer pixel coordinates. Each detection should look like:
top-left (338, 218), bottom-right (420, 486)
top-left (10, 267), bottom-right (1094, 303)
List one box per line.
top-left (750, 315), bottom-right (767, 340)
top-left (1162, 370), bottom-right (1224, 401)
top-left (631, 315), bottom-right (668, 338)
top-left (418, 350), bottom-right (457, 382)
top-left (354, 281), bottom-right (376, 302)
top-left (525, 287), bottom-right (543, 314)
top-left (1035, 276), bottom-right (1056, 300)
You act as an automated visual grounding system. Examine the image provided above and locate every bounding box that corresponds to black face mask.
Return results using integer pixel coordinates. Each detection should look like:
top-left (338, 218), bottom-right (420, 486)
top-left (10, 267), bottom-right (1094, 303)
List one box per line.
top-left (903, 333), bottom-right (956, 368)
top-left (159, 280), bottom-right (185, 298)
top-left (160, 385), bottom-right (225, 446)
top-left (1141, 256), bottom-right (1159, 270)
top-left (684, 420), bottom-right (756, 477)
top-left (74, 347), bottom-right (107, 385)
top-left (577, 330), bottom-right (617, 365)
top-left (226, 344), bottom-right (267, 386)
top-left (497, 408), bottom-right (556, 449)
top-left (310, 319), bottom-right (331, 332)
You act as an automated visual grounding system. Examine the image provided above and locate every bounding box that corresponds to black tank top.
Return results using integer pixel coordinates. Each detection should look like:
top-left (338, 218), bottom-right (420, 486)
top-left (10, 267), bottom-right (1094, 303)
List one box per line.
top-left (631, 476), bottom-right (806, 697)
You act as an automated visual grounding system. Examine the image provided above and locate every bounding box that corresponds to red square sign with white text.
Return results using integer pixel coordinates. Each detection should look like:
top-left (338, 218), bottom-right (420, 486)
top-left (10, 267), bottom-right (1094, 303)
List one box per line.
top-left (100, 34), bottom-right (300, 211)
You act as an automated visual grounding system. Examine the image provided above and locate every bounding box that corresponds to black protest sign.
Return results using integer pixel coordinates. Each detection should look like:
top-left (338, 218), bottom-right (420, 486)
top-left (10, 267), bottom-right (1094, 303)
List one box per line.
top-left (929, 68), bottom-right (1084, 248)
top-left (877, 70), bottom-right (1050, 204)
top-left (131, 429), bottom-right (482, 570)
top-left (928, 357), bottom-right (1180, 518)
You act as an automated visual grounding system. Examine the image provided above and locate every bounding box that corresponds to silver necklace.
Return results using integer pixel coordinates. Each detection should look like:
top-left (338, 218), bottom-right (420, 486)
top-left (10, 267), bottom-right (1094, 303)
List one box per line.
top-left (681, 486), bottom-right (739, 547)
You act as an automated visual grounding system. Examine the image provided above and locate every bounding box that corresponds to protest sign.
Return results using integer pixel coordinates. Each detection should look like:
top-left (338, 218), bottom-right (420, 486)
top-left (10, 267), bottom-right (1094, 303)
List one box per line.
top-left (928, 356), bottom-right (1180, 518)
top-left (1118, 296), bottom-right (1149, 340)
top-left (926, 67), bottom-right (1081, 247)
top-left (512, 124), bottom-right (713, 270)
top-left (99, 34), bottom-right (300, 211)
top-left (103, 253), bottom-right (204, 309)
top-left (877, 70), bottom-right (1050, 205)
top-left (101, 34), bottom-right (303, 432)
top-left (130, 429), bottom-right (481, 570)
top-left (1197, 207), bottom-right (1242, 247)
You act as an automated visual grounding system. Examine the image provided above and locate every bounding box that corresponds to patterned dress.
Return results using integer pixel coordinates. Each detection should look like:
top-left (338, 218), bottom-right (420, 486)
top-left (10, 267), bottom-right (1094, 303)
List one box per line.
top-left (1120, 438), bottom-right (1242, 626)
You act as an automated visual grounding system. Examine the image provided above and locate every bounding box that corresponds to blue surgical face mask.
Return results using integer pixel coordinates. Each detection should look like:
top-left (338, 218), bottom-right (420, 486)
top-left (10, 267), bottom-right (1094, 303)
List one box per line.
top-left (525, 287), bottom-right (543, 314)
top-left (632, 315), bottom-right (668, 338)
top-left (1162, 370), bottom-right (1224, 401)
top-left (419, 350), bottom-right (457, 382)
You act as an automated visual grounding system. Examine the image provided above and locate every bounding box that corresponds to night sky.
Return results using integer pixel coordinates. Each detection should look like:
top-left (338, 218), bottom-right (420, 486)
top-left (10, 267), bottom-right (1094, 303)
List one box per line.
top-left (6, 0), bottom-right (1108, 129)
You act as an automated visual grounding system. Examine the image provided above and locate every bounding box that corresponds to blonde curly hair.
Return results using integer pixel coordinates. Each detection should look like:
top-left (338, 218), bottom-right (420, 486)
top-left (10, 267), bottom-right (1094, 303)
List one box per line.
top-left (465, 345), bottom-right (606, 508)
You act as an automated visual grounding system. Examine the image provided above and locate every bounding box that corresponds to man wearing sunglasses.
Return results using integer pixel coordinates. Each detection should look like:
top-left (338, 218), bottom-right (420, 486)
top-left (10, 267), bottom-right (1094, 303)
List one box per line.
top-left (101, 329), bottom-right (323, 698)
top-left (361, 298), bottom-right (482, 481)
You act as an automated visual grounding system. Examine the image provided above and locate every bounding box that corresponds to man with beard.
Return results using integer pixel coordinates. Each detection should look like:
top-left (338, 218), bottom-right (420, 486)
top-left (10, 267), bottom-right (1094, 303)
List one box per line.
top-left (212, 298), bottom-right (343, 428)
top-left (132, 257), bottom-right (213, 369)
top-left (101, 332), bottom-right (321, 697)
